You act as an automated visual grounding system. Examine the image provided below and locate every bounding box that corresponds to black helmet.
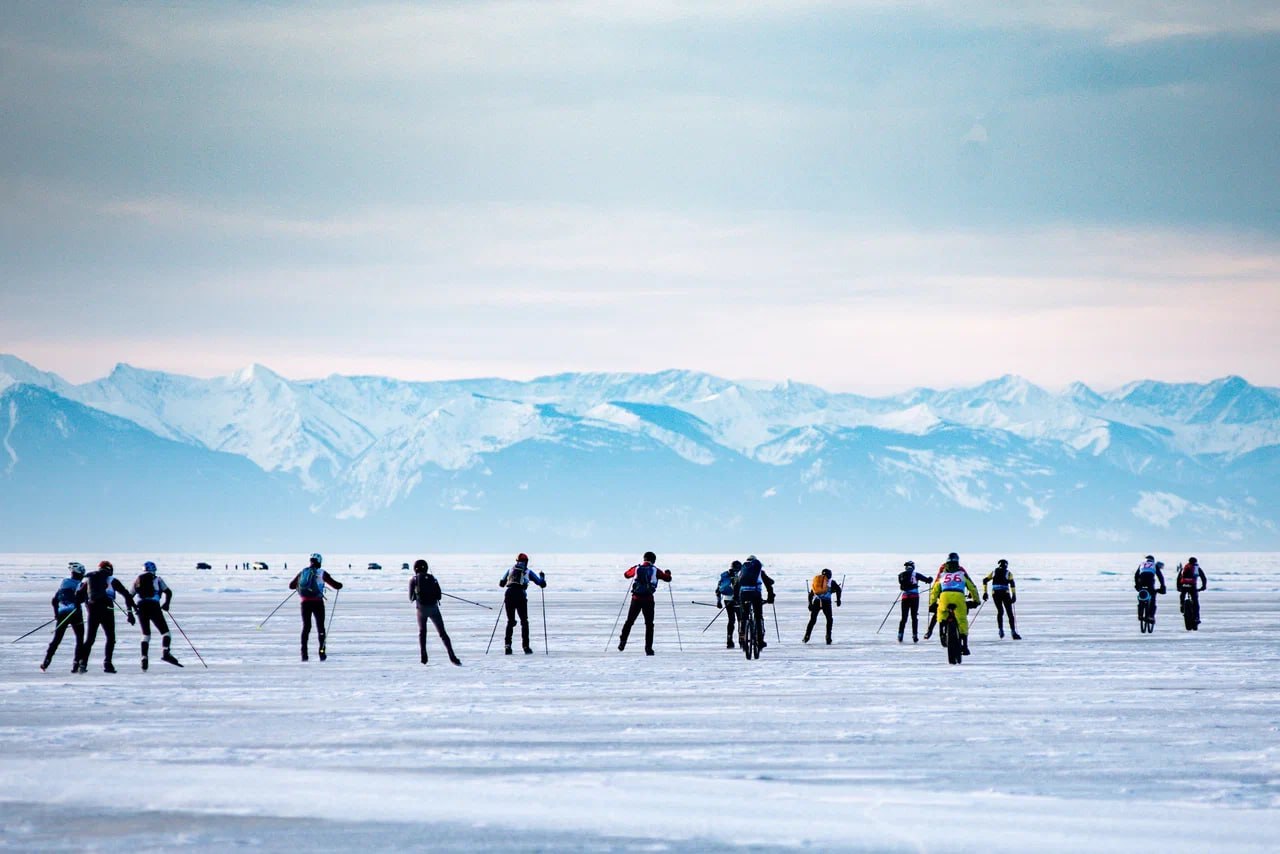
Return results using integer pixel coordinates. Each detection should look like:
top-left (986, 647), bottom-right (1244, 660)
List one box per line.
top-left (821, 568), bottom-right (832, 578)
top-left (730, 560), bottom-right (742, 570)
top-left (1145, 555), bottom-right (1155, 562)
top-left (1187, 556), bottom-right (1198, 566)
top-left (413, 559), bottom-right (428, 572)
top-left (643, 551), bottom-right (657, 563)
top-left (947, 552), bottom-right (959, 562)
top-left (997, 559), bottom-right (1008, 567)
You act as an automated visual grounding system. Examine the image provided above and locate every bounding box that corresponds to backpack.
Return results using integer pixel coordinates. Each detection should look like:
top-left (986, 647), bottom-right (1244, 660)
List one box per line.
top-left (738, 560), bottom-right (763, 591)
top-left (136, 573), bottom-right (157, 600)
top-left (811, 574), bottom-right (829, 596)
top-left (899, 570), bottom-right (916, 592)
top-left (1178, 564), bottom-right (1198, 589)
top-left (631, 565), bottom-right (656, 596)
top-left (85, 570), bottom-right (112, 604)
top-left (55, 579), bottom-right (79, 611)
top-left (717, 572), bottom-right (736, 599)
top-left (299, 567), bottom-right (323, 598)
top-left (417, 572), bottom-right (441, 606)
top-left (507, 565), bottom-right (528, 588)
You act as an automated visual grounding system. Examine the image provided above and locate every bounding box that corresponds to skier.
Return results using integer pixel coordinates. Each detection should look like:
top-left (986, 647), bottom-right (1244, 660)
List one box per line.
top-left (982, 559), bottom-right (1022, 640)
top-left (896, 560), bottom-right (934, 643)
top-left (288, 553), bottom-right (343, 661)
top-left (499, 554), bottom-right (546, 655)
top-left (803, 568), bottom-right (842, 644)
top-left (715, 560), bottom-right (742, 649)
top-left (1134, 556), bottom-right (1166, 631)
top-left (79, 560), bottom-right (136, 673)
top-left (42, 562), bottom-right (87, 673)
top-left (618, 551), bottom-right (672, 655)
top-left (736, 555), bottom-right (776, 652)
top-left (928, 553), bottom-right (979, 656)
top-left (1177, 557), bottom-right (1208, 630)
top-left (131, 561), bottom-right (181, 670)
top-left (409, 559), bottom-right (461, 666)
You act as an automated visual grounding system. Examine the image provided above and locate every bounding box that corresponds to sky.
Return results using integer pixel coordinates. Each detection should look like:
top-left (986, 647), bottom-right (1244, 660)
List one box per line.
top-left (2, 0), bottom-right (1278, 394)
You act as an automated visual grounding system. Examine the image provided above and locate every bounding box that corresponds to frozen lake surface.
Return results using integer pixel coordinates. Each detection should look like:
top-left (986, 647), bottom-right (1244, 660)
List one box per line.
top-left (2, 552), bottom-right (1278, 852)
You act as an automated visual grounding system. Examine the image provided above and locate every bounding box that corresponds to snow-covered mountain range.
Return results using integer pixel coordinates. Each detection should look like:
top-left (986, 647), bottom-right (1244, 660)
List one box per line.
top-left (2, 354), bottom-right (1277, 550)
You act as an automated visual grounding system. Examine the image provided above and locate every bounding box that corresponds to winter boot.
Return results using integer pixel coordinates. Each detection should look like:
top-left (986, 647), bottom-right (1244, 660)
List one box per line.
top-left (999, 627), bottom-right (1004, 639)
top-left (318, 648), bottom-right (327, 662)
top-left (826, 635), bottom-right (833, 645)
top-left (40, 654), bottom-right (52, 672)
top-left (104, 661), bottom-right (117, 673)
top-left (523, 646), bottom-right (533, 655)
top-left (506, 644), bottom-right (514, 655)
top-left (1011, 631), bottom-right (1022, 640)
top-left (961, 635), bottom-right (970, 656)
top-left (897, 629), bottom-right (904, 643)
top-left (421, 651), bottom-right (429, 664)
top-left (726, 638), bottom-right (735, 648)
top-left (162, 652), bottom-right (183, 667)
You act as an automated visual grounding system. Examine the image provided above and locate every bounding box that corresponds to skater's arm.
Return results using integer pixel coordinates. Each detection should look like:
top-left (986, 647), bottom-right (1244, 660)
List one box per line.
top-left (657, 568), bottom-right (672, 583)
top-left (1155, 569), bottom-right (1166, 594)
top-left (623, 566), bottom-right (637, 580)
top-left (1007, 572), bottom-right (1016, 602)
top-left (982, 572), bottom-right (993, 598)
top-left (1198, 568), bottom-right (1207, 591)
top-left (917, 573), bottom-right (933, 584)
top-left (289, 573), bottom-right (301, 590)
top-left (322, 571), bottom-right (343, 590)
top-left (409, 576), bottom-right (418, 602)
top-left (161, 581), bottom-right (174, 610)
top-left (528, 569), bottom-right (546, 587)
top-left (112, 578), bottom-right (136, 610)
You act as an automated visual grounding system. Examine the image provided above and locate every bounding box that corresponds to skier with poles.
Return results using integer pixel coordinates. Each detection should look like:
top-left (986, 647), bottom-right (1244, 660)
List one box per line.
top-left (41, 562), bottom-right (87, 673)
top-left (715, 560), bottom-right (742, 648)
top-left (736, 555), bottom-right (775, 653)
top-left (131, 561), bottom-right (182, 669)
top-left (803, 568), bottom-right (842, 645)
top-left (80, 560), bottom-right (135, 673)
top-left (409, 559), bottom-right (461, 666)
top-left (1134, 556), bottom-right (1166, 633)
top-left (981, 559), bottom-right (1021, 640)
top-left (1176, 557), bottom-right (1208, 630)
top-left (618, 552), bottom-right (672, 655)
top-left (928, 553), bottom-right (979, 657)
top-left (288, 553), bottom-right (343, 661)
top-left (499, 554), bottom-right (546, 655)
top-left (896, 561), bottom-right (933, 643)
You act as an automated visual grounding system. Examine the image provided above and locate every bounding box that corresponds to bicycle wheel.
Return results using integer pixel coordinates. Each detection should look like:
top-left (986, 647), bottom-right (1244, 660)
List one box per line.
top-left (742, 609), bottom-right (757, 660)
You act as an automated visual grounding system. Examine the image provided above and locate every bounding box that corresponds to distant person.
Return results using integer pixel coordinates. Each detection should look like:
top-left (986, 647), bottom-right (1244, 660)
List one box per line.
top-left (1177, 557), bottom-right (1208, 630)
top-left (716, 560), bottom-right (742, 648)
top-left (982, 559), bottom-right (1021, 640)
top-left (1134, 555), bottom-right (1166, 631)
top-left (80, 560), bottom-right (136, 673)
top-left (618, 552), bottom-right (672, 655)
top-left (409, 559), bottom-right (461, 666)
top-left (803, 568), bottom-right (842, 644)
top-left (42, 562), bottom-right (87, 673)
top-left (131, 561), bottom-right (181, 669)
top-left (288, 553), bottom-right (343, 661)
top-left (736, 555), bottom-right (776, 652)
top-left (499, 554), bottom-right (546, 655)
top-left (896, 560), bottom-right (933, 643)
top-left (929, 553), bottom-right (979, 656)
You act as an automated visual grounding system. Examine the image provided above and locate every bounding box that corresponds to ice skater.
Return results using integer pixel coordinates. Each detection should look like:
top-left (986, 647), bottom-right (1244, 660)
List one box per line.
top-left (409, 559), bottom-right (461, 666)
top-left (131, 561), bottom-right (181, 669)
top-left (803, 568), bottom-right (842, 644)
top-left (42, 562), bottom-right (87, 673)
top-left (499, 554), bottom-right (546, 655)
top-left (289, 553), bottom-right (343, 661)
top-left (80, 560), bottom-right (136, 673)
top-left (618, 552), bottom-right (672, 655)
top-left (716, 560), bottom-right (742, 648)
top-left (982, 559), bottom-right (1021, 640)
top-left (896, 561), bottom-right (933, 643)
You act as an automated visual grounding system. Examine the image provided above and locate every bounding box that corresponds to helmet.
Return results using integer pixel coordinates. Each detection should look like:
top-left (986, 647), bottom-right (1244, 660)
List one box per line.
top-left (68, 561), bottom-right (86, 578)
top-left (643, 551), bottom-right (657, 563)
top-left (1145, 555), bottom-right (1155, 562)
top-left (947, 552), bottom-right (959, 562)
top-left (904, 560), bottom-right (915, 569)
top-left (309, 553), bottom-right (323, 566)
top-left (730, 560), bottom-right (742, 570)
top-left (821, 568), bottom-right (832, 578)
top-left (413, 559), bottom-right (428, 572)
top-left (997, 559), bottom-right (1008, 568)
top-left (746, 554), bottom-right (758, 563)
top-left (98, 560), bottom-right (114, 573)
top-left (516, 553), bottom-right (529, 563)
top-left (1187, 557), bottom-right (1198, 566)
top-left (143, 561), bottom-right (157, 573)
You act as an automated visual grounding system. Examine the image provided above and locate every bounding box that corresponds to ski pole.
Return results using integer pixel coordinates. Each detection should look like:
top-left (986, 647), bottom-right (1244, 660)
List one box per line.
top-left (326, 589), bottom-right (341, 637)
top-left (668, 582), bottom-right (683, 652)
top-left (258, 590), bottom-right (297, 628)
top-left (166, 610), bottom-right (208, 669)
top-left (969, 598), bottom-right (985, 628)
top-left (701, 608), bottom-right (725, 632)
top-left (605, 586), bottom-right (630, 651)
top-left (770, 598), bottom-right (781, 645)
top-left (876, 593), bottom-right (902, 634)
top-left (442, 591), bottom-right (493, 610)
top-left (485, 599), bottom-right (504, 654)
top-left (690, 600), bottom-right (720, 608)
top-left (541, 584), bottom-right (549, 656)
top-left (10, 617), bottom-right (55, 643)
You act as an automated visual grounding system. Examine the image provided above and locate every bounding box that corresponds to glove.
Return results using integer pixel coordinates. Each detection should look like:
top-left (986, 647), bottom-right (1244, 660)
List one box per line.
top-left (1159, 587), bottom-right (1166, 595)
top-left (162, 602), bottom-right (170, 612)
top-left (127, 611), bottom-right (136, 625)
top-left (766, 593), bottom-right (776, 604)
top-left (967, 600), bottom-right (979, 610)
top-left (928, 603), bottom-right (937, 615)
top-left (836, 600), bottom-right (841, 607)
top-left (334, 582), bottom-right (344, 590)
top-left (716, 598), bottom-right (722, 609)
top-left (982, 592), bottom-right (989, 602)
top-left (1011, 596), bottom-right (1017, 604)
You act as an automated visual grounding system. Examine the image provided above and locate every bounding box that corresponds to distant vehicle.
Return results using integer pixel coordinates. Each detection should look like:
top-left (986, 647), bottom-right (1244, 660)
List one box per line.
top-left (196, 562), bottom-right (212, 570)
top-left (368, 562), bottom-right (382, 571)
top-left (251, 561), bottom-right (269, 571)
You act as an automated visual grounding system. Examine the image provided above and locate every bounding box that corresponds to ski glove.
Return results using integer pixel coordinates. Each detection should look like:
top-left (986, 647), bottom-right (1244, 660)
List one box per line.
top-left (836, 599), bottom-right (841, 607)
top-left (982, 592), bottom-right (989, 601)
top-left (162, 602), bottom-right (170, 611)
top-left (127, 612), bottom-right (136, 625)
top-left (766, 593), bottom-right (776, 604)
top-left (334, 582), bottom-right (344, 589)
top-left (1011, 595), bottom-right (1016, 604)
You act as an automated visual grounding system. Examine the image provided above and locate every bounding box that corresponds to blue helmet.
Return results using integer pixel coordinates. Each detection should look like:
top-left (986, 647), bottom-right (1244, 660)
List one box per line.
top-left (310, 553), bottom-right (323, 566)
top-left (143, 561), bottom-right (157, 573)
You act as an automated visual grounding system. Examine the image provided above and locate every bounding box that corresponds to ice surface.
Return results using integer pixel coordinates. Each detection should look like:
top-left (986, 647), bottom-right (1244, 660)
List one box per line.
top-left (2, 552), bottom-right (1277, 852)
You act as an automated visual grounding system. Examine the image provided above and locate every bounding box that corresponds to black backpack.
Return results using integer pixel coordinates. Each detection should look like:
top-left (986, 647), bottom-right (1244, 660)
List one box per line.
top-left (136, 573), bottom-right (156, 599)
top-left (417, 572), bottom-right (441, 605)
top-left (631, 565), bottom-right (656, 596)
top-left (86, 570), bottom-right (111, 604)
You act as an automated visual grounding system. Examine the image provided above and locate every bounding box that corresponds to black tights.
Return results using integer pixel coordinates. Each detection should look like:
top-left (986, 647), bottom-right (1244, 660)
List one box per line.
top-left (619, 596), bottom-right (656, 652)
top-left (898, 597), bottom-right (920, 637)
top-left (504, 594), bottom-right (530, 649)
top-left (418, 604), bottom-right (457, 660)
top-left (301, 599), bottom-right (326, 656)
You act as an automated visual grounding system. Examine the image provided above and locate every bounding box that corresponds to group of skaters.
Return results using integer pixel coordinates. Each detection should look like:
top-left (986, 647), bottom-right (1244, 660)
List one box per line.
top-left (1134, 555), bottom-right (1209, 632)
top-left (40, 560), bottom-right (182, 674)
top-left (33, 550), bottom-right (1211, 672)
